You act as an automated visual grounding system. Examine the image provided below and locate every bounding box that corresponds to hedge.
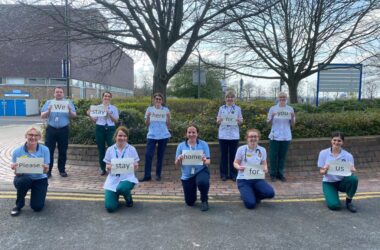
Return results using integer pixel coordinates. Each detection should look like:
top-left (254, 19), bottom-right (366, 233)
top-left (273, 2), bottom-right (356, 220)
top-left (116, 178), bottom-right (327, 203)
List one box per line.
top-left (68, 98), bottom-right (380, 145)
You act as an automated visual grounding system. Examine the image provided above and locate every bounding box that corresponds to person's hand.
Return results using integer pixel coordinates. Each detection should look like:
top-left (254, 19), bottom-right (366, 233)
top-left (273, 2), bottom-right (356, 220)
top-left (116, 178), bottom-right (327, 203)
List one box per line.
top-left (351, 165), bottom-right (357, 172)
top-left (237, 117), bottom-right (243, 125)
top-left (176, 154), bottom-right (184, 165)
top-left (321, 164), bottom-right (329, 174)
top-left (147, 112), bottom-right (151, 117)
top-left (133, 162), bottom-right (139, 170)
top-left (11, 163), bottom-right (17, 170)
top-left (235, 164), bottom-right (245, 171)
top-left (106, 164), bottom-right (112, 172)
top-left (217, 117), bottom-right (223, 124)
top-left (43, 164), bottom-right (49, 174)
top-left (263, 166), bottom-right (268, 173)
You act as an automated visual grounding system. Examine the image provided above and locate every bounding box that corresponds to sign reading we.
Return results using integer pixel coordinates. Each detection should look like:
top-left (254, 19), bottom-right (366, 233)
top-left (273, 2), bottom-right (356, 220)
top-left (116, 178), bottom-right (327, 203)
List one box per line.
top-left (50, 100), bottom-right (69, 113)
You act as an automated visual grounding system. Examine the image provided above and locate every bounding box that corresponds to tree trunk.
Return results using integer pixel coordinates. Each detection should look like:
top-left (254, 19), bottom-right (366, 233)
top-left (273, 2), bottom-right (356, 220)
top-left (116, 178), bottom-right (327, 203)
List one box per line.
top-left (152, 70), bottom-right (168, 99)
top-left (287, 80), bottom-right (299, 104)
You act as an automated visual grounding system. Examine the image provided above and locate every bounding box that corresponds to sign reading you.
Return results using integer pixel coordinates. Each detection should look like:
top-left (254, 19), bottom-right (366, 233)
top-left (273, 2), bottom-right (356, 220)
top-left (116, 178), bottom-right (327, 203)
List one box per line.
top-left (275, 108), bottom-right (291, 120)
top-left (50, 100), bottom-right (69, 113)
top-left (182, 150), bottom-right (204, 166)
top-left (243, 164), bottom-right (265, 179)
top-left (16, 158), bottom-right (44, 174)
top-left (111, 158), bottom-right (135, 175)
top-left (90, 105), bottom-right (107, 117)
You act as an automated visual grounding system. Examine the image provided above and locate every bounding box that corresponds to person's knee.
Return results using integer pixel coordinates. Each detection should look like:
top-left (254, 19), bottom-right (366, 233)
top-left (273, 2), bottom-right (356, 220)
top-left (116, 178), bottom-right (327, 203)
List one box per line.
top-left (327, 202), bottom-right (341, 211)
top-left (31, 204), bottom-right (44, 212)
top-left (266, 189), bottom-right (275, 199)
top-left (244, 201), bottom-right (256, 209)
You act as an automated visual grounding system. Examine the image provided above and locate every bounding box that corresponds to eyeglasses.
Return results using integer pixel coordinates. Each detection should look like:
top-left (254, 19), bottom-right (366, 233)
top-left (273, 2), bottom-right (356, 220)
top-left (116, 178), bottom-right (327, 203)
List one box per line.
top-left (27, 134), bottom-right (40, 137)
top-left (247, 135), bottom-right (259, 138)
top-left (155, 98), bottom-right (162, 101)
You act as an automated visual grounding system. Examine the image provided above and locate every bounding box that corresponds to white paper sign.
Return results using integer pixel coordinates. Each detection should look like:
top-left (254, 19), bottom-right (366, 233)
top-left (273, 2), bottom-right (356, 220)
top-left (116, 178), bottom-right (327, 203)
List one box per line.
top-left (90, 105), bottom-right (107, 117)
top-left (150, 109), bottom-right (167, 122)
top-left (243, 164), bottom-right (265, 179)
top-left (16, 158), bottom-right (44, 174)
top-left (50, 100), bottom-right (69, 113)
top-left (275, 108), bottom-right (291, 120)
top-left (111, 158), bottom-right (135, 175)
top-left (327, 160), bottom-right (352, 176)
top-left (182, 150), bottom-right (204, 166)
top-left (221, 113), bottom-right (238, 126)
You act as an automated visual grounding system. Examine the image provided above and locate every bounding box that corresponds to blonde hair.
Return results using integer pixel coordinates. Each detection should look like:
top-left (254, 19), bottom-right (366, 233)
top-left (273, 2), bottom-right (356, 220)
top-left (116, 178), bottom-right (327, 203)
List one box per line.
top-left (278, 91), bottom-right (287, 98)
top-left (225, 90), bottom-right (236, 98)
top-left (25, 126), bottom-right (42, 138)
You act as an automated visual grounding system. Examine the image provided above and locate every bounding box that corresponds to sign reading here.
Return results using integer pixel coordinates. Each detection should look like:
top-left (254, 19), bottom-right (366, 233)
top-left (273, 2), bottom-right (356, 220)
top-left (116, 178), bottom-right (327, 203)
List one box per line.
top-left (16, 158), bottom-right (44, 174)
top-left (327, 160), bottom-right (352, 176)
top-left (275, 108), bottom-right (291, 120)
top-left (182, 150), bottom-right (204, 166)
top-left (221, 113), bottom-right (238, 126)
top-left (243, 164), bottom-right (265, 179)
top-left (150, 109), bottom-right (167, 122)
top-left (90, 105), bottom-right (107, 117)
top-left (50, 100), bottom-right (69, 113)
top-left (111, 158), bottom-right (135, 175)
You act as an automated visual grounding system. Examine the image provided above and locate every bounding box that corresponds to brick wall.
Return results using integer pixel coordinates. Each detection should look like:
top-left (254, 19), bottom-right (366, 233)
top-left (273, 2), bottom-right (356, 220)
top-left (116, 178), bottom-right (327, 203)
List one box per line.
top-left (65, 136), bottom-right (380, 180)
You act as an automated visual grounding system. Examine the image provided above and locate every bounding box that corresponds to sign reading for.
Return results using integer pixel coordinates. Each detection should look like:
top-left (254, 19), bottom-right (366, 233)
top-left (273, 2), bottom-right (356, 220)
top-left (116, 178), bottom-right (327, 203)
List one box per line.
top-left (275, 108), bottom-right (291, 120)
top-left (221, 113), bottom-right (238, 126)
top-left (150, 109), bottom-right (167, 122)
top-left (50, 100), bottom-right (69, 113)
top-left (111, 158), bottom-right (135, 175)
top-left (327, 160), bottom-right (352, 176)
top-left (243, 164), bottom-right (265, 179)
top-left (16, 158), bottom-right (44, 174)
top-left (182, 150), bottom-right (204, 166)
top-left (90, 105), bottom-right (107, 117)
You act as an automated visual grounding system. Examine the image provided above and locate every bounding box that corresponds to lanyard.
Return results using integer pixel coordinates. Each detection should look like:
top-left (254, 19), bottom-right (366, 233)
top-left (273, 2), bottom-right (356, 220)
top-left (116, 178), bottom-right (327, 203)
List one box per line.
top-left (224, 105), bottom-right (235, 114)
top-left (114, 144), bottom-right (128, 159)
top-left (244, 145), bottom-right (261, 162)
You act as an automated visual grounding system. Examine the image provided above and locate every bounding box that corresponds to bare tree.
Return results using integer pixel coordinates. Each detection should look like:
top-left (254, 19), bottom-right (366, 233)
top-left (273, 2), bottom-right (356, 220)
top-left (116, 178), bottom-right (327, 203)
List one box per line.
top-left (30, 0), bottom-right (278, 98)
top-left (222, 0), bottom-right (380, 103)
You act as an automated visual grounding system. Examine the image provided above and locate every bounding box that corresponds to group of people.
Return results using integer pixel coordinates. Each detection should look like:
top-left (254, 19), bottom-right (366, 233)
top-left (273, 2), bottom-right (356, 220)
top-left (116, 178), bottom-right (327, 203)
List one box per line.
top-left (9, 87), bottom-right (359, 216)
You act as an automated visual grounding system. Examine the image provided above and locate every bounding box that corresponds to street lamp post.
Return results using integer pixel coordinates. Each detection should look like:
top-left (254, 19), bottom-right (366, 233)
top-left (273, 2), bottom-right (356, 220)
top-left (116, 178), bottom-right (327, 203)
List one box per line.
top-left (65, 0), bottom-right (70, 97)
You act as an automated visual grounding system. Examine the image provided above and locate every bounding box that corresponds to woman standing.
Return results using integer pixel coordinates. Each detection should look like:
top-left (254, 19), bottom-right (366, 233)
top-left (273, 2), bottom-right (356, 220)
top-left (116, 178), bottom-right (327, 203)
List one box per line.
top-left (175, 125), bottom-right (211, 212)
top-left (10, 127), bottom-right (50, 216)
top-left (217, 90), bottom-right (243, 181)
top-left (234, 129), bottom-right (275, 209)
top-left (318, 132), bottom-right (358, 212)
top-left (88, 91), bottom-right (119, 176)
top-left (267, 92), bottom-right (295, 182)
top-left (103, 126), bottom-right (139, 213)
top-left (140, 93), bottom-right (171, 182)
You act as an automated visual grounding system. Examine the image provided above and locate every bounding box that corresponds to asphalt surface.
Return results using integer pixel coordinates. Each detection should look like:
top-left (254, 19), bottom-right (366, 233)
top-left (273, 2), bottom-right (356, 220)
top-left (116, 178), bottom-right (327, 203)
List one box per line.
top-left (1, 196), bottom-right (380, 250)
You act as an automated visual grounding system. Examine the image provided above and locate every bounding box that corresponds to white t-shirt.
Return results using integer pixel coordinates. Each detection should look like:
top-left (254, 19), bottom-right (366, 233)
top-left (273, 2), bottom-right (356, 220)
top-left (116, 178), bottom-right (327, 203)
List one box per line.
top-left (217, 105), bottom-right (243, 140)
top-left (267, 104), bottom-right (294, 141)
top-left (234, 145), bottom-right (267, 180)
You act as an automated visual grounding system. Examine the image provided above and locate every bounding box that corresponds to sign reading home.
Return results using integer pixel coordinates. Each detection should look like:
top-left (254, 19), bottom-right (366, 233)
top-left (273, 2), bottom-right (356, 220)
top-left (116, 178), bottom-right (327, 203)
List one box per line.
top-left (16, 158), bottom-right (44, 174)
top-left (182, 150), bottom-right (204, 166)
top-left (111, 158), bottom-right (135, 175)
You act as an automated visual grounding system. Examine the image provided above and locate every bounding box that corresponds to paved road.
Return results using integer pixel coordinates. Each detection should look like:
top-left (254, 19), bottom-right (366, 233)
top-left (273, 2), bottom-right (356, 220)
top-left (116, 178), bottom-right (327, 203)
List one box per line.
top-left (1, 195), bottom-right (379, 250)
top-left (0, 116), bottom-right (43, 127)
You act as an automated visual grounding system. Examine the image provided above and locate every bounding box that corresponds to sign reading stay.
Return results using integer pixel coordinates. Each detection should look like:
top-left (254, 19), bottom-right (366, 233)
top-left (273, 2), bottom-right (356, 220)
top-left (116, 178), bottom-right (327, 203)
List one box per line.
top-left (90, 105), bottom-right (107, 117)
top-left (111, 158), bottom-right (135, 175)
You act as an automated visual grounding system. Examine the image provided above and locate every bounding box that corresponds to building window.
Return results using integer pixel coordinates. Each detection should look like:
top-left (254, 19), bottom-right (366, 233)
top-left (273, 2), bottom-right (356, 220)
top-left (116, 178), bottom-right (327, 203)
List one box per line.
top-left (6, 77), bottom-right (25, 85)
top-left (50, 78), bottom-right (66, 85)
top-left (28, 78), bottom-right (46, 84)
top-left (0, 77), bottom-right (2, 84)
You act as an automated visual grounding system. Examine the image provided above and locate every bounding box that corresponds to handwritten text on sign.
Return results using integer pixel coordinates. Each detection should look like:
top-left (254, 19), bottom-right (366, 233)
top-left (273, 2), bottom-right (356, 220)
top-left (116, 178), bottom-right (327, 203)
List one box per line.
top-left (221, 113), bottom-right (238, 126)
top-left (275, 108), bottom-right (291, 120)
top-left (327, 160), bottom-right (352, 176)
top-left (243, 164), bottom-right (265, 179)
top-left (16, 158), bottom-right (44, 174)
top-left (111, 158), bottom-right (135, 175)
top-left (90, 105), bottom-right (107, 117)
top-left (50, 100), bottom-right (69, 113)
top-left (150, 109), bottom-right (168, 122)
top-left (182, 150), bottom-right (204, 166)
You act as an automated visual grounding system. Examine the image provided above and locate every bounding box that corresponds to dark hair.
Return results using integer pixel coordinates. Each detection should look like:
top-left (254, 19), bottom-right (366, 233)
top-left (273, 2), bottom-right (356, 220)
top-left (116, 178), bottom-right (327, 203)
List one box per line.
top-left (245, 128), bottom-right (261, 140)
top-left (184, 124), bottom-right (200, 145)
top-left (331, 131), bottom-right (345, 141)
top-left (113, 126), bottom-right (129, 141)
top-left (102, 91), bottom-right (112, 98)
top-left (153, 92), bottom-right (164, 100)
top-left (54, 86), bottom-right (64, 91)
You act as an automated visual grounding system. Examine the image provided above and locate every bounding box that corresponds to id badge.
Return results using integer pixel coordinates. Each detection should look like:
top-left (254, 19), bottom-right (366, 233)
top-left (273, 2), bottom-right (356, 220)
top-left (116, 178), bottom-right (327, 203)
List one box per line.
top-left (191, 167), bottom-right (195, 175)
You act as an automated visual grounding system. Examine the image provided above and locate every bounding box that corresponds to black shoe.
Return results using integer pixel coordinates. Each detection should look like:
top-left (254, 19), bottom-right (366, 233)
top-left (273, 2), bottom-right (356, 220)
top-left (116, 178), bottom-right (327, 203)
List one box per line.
top-left (60, 172), bottom-right (68, 177)
top-left (200, 201), bottom-right (209, 211)
top-left (100, 170), bottom-right (106, 176)
top-left (47, 172), bottom-right (52, 178)
top-left (126, 196), bottom-right (134, 207)
top-left (139, 177), bottom-right (151, 182)
top-left (346, 203), bottom-right (357, 213)
top-left (278, 176), bottom-right (287, 182)
top-left (11, 207), bottom-right (21, 216)
top-left (270, 176), bottom-right (276, 182)
top-left (221, 176), bottom-right (227, 181)
top-left (231, 177), bottom-right (236, 182)
top-left (155, 176), bottom-right (161, 181)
